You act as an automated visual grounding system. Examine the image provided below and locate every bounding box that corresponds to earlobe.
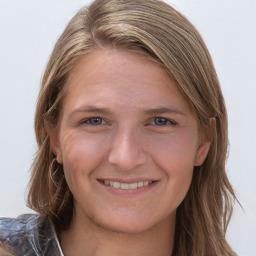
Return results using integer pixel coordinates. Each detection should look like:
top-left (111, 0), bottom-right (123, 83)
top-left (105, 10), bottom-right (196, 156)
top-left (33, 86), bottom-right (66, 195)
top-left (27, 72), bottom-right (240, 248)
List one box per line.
top-left (194, 118), bottom-right (215, 166)
top-left (45, 121), bottom-right (63, 164)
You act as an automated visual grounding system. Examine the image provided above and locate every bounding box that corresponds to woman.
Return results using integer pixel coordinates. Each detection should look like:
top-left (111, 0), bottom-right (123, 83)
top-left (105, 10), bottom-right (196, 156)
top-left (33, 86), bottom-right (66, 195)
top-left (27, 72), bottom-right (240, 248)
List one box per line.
top-left (0, 0), bottom-right (237, 255)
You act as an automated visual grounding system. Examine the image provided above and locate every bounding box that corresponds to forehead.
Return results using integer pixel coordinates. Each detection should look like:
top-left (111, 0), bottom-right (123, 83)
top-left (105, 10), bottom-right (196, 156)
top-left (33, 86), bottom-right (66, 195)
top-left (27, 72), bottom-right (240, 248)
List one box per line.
top-left (69, 48), bottom-right (170, 86)
top-left (63, 48), bottom-right (191, 113)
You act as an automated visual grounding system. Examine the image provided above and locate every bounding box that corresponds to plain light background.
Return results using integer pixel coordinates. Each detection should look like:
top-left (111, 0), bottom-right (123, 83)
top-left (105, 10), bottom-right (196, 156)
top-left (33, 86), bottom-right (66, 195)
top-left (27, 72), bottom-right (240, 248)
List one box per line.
top-left (0, 0), bottom-right (255, 255)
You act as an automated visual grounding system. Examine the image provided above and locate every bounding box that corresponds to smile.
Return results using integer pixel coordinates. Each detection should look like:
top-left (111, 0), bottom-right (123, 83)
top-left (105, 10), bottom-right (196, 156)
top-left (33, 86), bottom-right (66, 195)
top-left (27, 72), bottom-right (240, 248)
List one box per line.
top-left (99, 180), bottom-right (154, 190)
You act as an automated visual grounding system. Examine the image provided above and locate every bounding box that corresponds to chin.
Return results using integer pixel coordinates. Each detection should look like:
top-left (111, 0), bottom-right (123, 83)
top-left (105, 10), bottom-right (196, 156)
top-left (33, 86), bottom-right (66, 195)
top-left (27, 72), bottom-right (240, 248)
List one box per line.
top-left (92, 211), bottom-right (157, 234)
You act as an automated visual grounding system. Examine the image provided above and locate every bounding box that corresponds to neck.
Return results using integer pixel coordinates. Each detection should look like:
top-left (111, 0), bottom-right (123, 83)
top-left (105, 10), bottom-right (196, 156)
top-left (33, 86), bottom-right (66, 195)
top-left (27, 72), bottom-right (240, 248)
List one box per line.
top-left (59, 209), bottom-right (176, 256)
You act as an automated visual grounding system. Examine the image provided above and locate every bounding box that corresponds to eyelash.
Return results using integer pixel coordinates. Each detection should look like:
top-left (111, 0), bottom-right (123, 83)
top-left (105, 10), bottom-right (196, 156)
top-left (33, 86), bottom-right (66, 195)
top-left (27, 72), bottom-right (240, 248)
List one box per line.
top-left (151, 117), bottom-right (177, 126)
top-left (80, 117), bottom-right (177, 126)
top-left (80, 117), bottom-right (106, 126)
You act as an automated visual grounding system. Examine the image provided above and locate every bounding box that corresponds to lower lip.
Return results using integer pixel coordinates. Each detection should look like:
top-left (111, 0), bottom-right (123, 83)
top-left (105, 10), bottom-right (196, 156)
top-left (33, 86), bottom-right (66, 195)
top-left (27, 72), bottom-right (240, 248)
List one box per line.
top-left (97, 180), bottom-right (159, 196)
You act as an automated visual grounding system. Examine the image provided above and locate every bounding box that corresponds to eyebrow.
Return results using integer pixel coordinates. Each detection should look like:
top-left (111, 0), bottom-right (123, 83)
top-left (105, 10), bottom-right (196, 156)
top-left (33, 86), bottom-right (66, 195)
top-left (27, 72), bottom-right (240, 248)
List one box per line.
top-left (71, 106), bottom-right (186, 116)
top-left (71, 106), bottom-right (112, 115)
top-left (143, 107), bottom-right (187, 116)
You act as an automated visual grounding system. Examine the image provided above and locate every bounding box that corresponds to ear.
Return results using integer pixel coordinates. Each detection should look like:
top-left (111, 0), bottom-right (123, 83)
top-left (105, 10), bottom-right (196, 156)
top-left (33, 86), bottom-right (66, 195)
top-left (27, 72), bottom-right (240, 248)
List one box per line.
top-left (194, 118), bottom-right (215, 166)
top-left (45, 121), bottom-right (63, 164)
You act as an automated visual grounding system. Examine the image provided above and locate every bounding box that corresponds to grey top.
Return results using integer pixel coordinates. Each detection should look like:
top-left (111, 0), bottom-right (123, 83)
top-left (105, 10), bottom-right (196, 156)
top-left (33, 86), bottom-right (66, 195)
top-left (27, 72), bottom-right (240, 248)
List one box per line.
top-left (0, 214), bottom-right (62, 256)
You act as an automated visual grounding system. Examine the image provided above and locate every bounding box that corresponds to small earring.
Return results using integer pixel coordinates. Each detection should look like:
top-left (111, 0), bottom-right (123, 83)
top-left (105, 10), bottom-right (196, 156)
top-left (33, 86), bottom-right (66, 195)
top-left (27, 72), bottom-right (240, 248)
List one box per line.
top-left (49, 157), bottom-right (60, 187)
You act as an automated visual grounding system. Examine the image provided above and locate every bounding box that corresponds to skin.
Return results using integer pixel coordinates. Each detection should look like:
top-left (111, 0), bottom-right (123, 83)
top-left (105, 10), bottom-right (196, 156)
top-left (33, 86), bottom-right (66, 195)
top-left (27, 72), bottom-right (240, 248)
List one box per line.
top-left (49, 49), bottom-right (211, 256)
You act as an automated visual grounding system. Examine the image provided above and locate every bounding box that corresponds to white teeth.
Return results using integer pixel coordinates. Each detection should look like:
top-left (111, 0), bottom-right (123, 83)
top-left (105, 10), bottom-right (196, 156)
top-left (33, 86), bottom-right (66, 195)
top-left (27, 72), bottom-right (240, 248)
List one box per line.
top-left (129, 182), bottom-right (138, 189)
top-left (144, 181), bottom-right (149, 186)
top-left (102, 180), bottom-right (154, 190)
top-left (113, 181), bottom-right (120, 189)
top-left (138, 181), bottom-right (144, 188)
top-left (121, 183), bottom-right (129, 189)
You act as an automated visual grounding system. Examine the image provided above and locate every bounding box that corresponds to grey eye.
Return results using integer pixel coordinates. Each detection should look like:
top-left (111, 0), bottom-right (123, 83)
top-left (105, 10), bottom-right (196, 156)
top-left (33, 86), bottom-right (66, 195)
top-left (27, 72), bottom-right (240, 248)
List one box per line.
top-left (154, 117), bottom-right (169, 126)
top-left (88, 117), bottom-right (103, 125)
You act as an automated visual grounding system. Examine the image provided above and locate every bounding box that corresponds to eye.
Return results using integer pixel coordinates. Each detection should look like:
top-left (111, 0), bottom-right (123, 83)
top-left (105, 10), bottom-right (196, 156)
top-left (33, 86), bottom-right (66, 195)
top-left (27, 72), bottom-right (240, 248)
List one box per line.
top-left (153, 117), bottom-right (176, 126)
top-left (84, 117), bottom-right (103, 125)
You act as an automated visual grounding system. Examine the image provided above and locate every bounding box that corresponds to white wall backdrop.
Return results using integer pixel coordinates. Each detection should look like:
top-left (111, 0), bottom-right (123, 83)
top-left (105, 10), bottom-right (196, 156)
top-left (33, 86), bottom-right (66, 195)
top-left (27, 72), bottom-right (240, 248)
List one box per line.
top-left (0, 0), bottom-right (255, 255)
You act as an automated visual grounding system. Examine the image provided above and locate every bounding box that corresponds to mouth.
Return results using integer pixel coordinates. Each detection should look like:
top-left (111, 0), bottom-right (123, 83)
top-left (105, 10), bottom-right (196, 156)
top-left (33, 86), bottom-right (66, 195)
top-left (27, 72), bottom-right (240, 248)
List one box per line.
top-left (98, 179), bottom-right (157, 190)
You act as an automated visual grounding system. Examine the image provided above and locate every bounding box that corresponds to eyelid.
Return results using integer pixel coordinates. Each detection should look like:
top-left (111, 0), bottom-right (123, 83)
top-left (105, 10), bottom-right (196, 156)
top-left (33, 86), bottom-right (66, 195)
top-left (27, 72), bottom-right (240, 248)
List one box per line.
top-left (80, 117), bottom-right (107, 125)
top-left (78, 116), bottom-right (178, 126)
top-left (142, 116), bottom-right (178, 126)
top-left (152, 117), bottom-right (177, 125)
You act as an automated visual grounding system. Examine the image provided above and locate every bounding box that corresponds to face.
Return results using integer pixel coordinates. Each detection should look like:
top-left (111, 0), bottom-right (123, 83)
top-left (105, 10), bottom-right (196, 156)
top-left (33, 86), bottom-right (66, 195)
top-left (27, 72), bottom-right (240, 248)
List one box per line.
top-left (50, 49), bottom-right (210, 234)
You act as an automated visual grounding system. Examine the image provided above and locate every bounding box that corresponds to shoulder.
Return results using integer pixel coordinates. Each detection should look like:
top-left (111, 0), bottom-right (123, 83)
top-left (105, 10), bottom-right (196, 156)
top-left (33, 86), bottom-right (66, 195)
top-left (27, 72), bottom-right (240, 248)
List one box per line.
top-left (0, 214), bottom-right (38, 235)
top-left (0, 214), bottom-right (61, 255)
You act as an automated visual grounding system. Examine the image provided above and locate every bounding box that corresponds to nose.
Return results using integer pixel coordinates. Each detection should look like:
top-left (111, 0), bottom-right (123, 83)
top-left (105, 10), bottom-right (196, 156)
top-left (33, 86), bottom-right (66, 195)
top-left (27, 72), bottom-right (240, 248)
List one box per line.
top-left (108, 126), bottom-right (146, 170)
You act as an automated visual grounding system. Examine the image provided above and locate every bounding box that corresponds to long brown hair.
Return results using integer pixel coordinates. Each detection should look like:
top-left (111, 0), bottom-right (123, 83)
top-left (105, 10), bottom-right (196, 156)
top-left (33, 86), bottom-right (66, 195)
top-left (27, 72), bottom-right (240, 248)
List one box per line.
top-left (27, 0), bottom-right (237, 255)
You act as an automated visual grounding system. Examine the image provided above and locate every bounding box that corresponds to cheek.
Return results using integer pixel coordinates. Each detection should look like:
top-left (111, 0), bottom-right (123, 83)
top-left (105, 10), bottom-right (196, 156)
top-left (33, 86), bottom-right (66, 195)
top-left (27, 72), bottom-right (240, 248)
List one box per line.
top-left (145, 130), bottom-right (198, 204)
top-left (59, 131), bottom-right (110, 188)
top-left (145, 129), bottom-right (199, 173)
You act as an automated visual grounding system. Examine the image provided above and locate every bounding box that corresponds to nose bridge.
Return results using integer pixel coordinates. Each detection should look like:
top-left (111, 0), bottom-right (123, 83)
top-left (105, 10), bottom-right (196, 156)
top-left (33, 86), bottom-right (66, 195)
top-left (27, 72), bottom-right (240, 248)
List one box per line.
top-left (108, 125), bottom-right (146, 169)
